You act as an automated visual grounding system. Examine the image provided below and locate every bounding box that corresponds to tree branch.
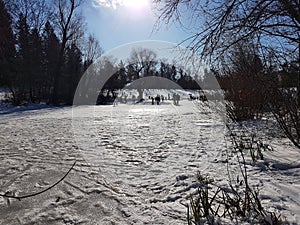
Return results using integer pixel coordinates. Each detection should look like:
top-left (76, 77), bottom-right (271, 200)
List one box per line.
top-left (0, 160), bottom-right (76, 201)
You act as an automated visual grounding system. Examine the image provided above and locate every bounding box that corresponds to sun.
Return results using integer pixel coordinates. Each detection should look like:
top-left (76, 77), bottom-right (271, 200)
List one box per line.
top-left (122, 0), bottom-right (149, 11)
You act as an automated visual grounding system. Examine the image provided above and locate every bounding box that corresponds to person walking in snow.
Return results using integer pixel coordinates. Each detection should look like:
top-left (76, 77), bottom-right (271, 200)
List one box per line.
top-left (113, 95), bottom-right (118, 107)
top-left (173, 93), bottom-right (176, 105)
top-left (176, 94), bottom-right (180, 105)
top-left (155, 95), bottom-right (161, 105)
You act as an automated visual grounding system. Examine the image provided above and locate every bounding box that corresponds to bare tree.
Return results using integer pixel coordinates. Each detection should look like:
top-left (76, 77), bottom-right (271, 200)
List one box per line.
top-left (83, 33), bottom-right (103, 66)
top-left (128, 48), bottom-right (157, 100)
top-left (154, 0), bottom-right (300, 148)
top-left (51, 0), bottom-right (84, 104)
top-left (154, 0), bottom-right (299, 94)
top-left (222, 42), bottom-right (271, 121)
top-left (4, 0), bottom-right (52, 32)
top-left (154, 0), bottom-right (299, 60)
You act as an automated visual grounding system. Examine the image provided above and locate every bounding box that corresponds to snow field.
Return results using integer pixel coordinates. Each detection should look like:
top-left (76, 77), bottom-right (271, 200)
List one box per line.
top-left (0, 98), bottom-right (299, 224)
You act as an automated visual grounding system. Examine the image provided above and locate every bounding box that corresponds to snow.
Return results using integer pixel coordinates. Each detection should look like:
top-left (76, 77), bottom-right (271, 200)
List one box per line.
top-left (0, 97), bottom-right (299, 224)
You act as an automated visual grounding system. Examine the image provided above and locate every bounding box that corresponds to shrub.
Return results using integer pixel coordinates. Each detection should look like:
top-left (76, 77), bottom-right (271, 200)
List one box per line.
top-left (185, 127), bottom-right (283, 224)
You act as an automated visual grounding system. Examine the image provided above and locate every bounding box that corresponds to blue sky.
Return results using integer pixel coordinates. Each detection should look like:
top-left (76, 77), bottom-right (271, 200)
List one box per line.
top-left (82, 0), bottom-right (192, 52)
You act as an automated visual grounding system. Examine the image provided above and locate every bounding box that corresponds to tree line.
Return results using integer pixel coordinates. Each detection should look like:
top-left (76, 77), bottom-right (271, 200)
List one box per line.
top-left (0, 0), bottom-right (218, 106)
top-left (74, 47), bottom-right (218, 105)
top-left (0, 0), bottom-right (102, 105)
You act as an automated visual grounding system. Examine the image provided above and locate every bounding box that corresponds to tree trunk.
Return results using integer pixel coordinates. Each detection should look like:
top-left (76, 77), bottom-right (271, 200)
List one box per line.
top-left (51, 0), bottom-right (76, 105)
top-left (298, 38), bottom-right (300, 108)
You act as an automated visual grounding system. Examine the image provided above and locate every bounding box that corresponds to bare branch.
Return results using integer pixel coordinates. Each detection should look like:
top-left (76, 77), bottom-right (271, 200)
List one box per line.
top-left (154, 0), bottom-right (299, 62)
top-left (0, 161), bottom-right (76, 201)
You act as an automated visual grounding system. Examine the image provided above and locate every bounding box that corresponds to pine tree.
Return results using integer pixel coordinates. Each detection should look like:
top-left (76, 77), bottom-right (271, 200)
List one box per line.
top-left (28, 28), bottom-right (43, 102)
top-left (42, 21), bottom-right (60, 102)
top-left (0, 0), bottom-right (16, 87)
top-left (14, 13), bottom-right (31, 103)
top-left (63, 43), bottom-right (83, 104)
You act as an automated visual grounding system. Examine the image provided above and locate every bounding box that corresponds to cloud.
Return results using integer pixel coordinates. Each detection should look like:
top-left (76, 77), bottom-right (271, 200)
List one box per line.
top-left (92, 0), bottom-right (123, 9)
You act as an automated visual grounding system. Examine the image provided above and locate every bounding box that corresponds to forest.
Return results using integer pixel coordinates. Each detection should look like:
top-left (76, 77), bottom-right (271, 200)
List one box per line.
top-left (0, 0), bottom-right (102, 105)
top-left (1, 0), bottom-right (298, 107)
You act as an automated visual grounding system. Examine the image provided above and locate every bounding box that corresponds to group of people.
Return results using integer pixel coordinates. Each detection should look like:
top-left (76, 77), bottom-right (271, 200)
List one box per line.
top-left (189, 93), bottom-right (208, 102)
top-left (150, 95), bottom-right (164, 105)
top-left (148, 93), bottom-right (181, 106)
top-left (114, 92), bottom-right (182, 106)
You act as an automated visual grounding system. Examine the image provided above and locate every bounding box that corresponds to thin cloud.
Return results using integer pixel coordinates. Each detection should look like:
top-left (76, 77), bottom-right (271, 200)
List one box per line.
top-left (92, 0), bottom-right (123, 9)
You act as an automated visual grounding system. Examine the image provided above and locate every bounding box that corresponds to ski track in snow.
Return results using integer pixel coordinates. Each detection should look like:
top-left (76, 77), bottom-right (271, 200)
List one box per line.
top-left (0, 99), bottom-right (300, 224)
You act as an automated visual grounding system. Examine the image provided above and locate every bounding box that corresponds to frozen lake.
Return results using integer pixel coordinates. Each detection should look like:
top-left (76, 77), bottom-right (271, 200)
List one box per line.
top-left (0, 99), bottom-right (299, 224)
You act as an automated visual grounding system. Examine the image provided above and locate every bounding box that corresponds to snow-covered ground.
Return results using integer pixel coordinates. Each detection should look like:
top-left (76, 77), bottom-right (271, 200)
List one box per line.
top-left (0, 97), bottom-right (299, 224)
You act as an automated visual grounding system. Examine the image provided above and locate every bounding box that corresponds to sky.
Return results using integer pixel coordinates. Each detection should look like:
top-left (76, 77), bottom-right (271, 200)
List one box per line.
top-left (82, 0), bottom-right (192, 52)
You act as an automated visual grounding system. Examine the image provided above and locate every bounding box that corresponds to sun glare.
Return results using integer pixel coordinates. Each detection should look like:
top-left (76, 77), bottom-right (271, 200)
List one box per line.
top-left (122, 0), bottom-right (149, 10)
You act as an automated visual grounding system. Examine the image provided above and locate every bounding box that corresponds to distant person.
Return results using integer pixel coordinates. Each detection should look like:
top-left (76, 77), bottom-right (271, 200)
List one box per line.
top-left (113, 94), bottom-right (118, 107)
top-left (173, 93), bottom-right (176, 105)
top-left (155, 95), bottom-right (161, 105)
top-left (151, 97), bottom-right (155, 105)
top-left (176, 94), bottom-right (180, 105)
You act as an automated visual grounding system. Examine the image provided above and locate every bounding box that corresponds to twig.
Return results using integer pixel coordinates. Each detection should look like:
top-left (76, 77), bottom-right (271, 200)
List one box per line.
top-left (0, 160), bottom-right (76, 201)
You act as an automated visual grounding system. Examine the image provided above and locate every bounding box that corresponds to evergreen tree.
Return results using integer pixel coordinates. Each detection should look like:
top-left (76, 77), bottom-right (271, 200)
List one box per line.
top-left (28, 28), bottom-right (43, 102)
top-left (42, 21), bottom-right (60, 102)
top-left (0, 0), bottom-right (16, 87)
top-left (63, 43), bottom-right (83, 104)
top-left (14, 13), bottom-right (31, 103)
top-left (115, 60), bottom-right (126, 88)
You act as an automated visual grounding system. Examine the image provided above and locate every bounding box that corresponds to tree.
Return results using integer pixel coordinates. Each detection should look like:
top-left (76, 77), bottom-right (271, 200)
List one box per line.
top-left (128, 48), bottom-right (157, 100)
top-left (4, 0), bottom-right (52, 33)
top-left (155, 0), bottom-right (299, 99)
top-left (14, 15), bottom-right (43, 103)
top-left (0, 0), bottom-right (98, 105)
top-left (155, 0), bottom-right (300, 148)
top-left (51, 0), bottom-right (84, 105)
top-left (222, 43), bottom-right (270, 121)
top-left (83, 33), bottom-right (103, 70)
top-left (14, 14), bottom-right (31, 104)
top-left (155, 0), bottom-right (299, 60)
top-left (64, 43), bottom-right (83, 104)
top-left (0, 0), bottom-right (15, 88)
top-left (41, 21), bottom-right (60, 101)
top-left (3, 0), bottom-right (53, 104)
top-left (28, 28), bottom-right (43, 102)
